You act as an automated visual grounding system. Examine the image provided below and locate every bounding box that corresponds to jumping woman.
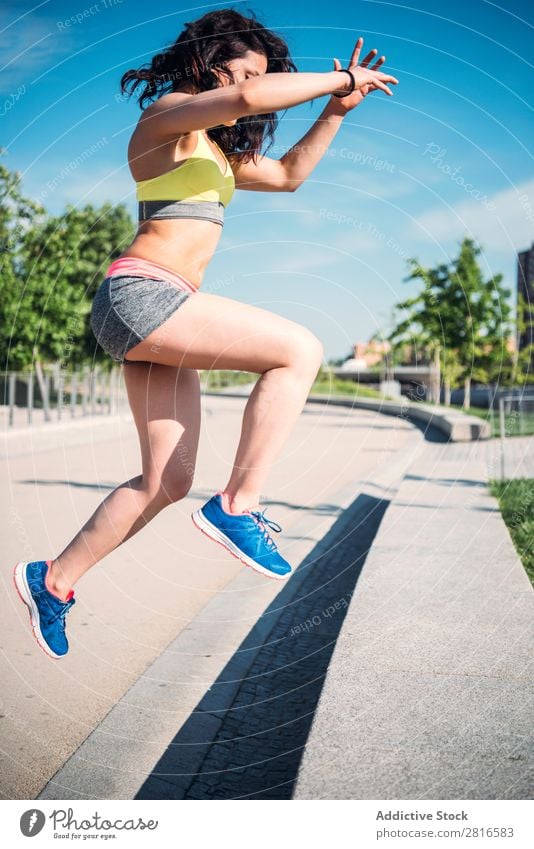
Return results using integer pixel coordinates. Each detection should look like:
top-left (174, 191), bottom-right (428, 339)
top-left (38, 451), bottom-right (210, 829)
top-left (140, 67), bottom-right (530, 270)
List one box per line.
top-left (13, 8), bottom-right (398, 658)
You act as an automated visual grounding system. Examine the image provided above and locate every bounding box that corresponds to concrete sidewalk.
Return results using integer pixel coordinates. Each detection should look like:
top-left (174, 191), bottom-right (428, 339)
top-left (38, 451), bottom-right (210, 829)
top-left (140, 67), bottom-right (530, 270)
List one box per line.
top-left (294, 439), bottom-right (534, 799)
top-left (2, 395), bottom-right (418, 799)
top-left (459, 434), bottom-right (534, 480)
top-left (36, 420), bottom-right (422, 800)
top-left (38, 431), bottom-right (533, 800)
top-left (5, 393), bottom-right (532, 799)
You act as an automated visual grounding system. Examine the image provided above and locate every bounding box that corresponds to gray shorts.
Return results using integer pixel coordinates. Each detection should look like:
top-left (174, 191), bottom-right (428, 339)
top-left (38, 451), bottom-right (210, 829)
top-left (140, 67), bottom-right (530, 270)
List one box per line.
top-left (90, 273), bottom-right (192, 364)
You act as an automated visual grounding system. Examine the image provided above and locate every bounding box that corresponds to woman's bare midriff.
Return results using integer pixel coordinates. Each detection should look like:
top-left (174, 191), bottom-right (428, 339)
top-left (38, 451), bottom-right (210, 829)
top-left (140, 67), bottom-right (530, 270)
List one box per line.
top-left (118, 216), bottom-right (223, 290)
top-left (121, 218), bottom-right (222, 289)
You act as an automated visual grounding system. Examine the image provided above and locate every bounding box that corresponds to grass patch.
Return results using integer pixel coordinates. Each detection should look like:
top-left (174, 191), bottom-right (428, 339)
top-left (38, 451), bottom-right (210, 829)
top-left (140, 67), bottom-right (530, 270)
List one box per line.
top-left (310, 377), bottom-right (387, 399)
top-left (202, 371), bottom-right (388, 400)
top-left (490, 478), bottom-right (534, 586)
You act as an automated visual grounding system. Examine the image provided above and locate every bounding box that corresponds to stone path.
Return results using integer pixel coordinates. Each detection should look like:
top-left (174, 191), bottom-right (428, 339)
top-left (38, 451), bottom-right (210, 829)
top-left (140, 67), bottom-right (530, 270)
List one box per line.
top-left (4, 396), bottom-right (531, 800)
top-left (1, 395), bottom-right (416, 799)
top-left (294, 439), bottom-right (534, 799)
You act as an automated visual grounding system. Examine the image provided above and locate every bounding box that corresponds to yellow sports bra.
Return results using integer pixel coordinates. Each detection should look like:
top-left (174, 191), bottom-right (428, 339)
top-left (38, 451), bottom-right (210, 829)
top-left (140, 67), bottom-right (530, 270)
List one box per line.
top-left (136, 130), bottom-right (235, 226)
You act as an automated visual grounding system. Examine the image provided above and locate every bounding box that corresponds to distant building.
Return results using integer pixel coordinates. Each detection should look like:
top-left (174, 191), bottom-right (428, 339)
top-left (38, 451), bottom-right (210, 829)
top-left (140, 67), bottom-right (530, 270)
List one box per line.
top-left (517, 241), bottom-right (534, 360)
top-left (351, 340), bottom-right (391, 369)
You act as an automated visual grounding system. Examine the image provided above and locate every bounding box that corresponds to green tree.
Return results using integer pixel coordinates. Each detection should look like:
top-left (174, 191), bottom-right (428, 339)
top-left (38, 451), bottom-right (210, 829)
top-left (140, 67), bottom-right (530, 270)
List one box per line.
top-left (388, 238), bottom-right (513, 408)
top-left (74, 202), bottom-right (135, 360)
top-left (20, 202), bottom-right (134, 369)
top-left (1, 152), bottom-right (135, 416)
top-left (387, 258), bottom-right (451, 403)
top-left (1, 173), bottom-right (134, 373)
top-left (0, 154), bottom-right (44, 370)
top-left (1, 150), bottom-right (135, 368)
top-left (449, 238), bottom-right (512, 408)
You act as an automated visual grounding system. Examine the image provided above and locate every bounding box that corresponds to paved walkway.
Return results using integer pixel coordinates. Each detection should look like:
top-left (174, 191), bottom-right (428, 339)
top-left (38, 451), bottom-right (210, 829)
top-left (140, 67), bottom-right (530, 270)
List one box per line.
top-left (456, 434), bottom-right (534, 480)
top-left (1, 395), bottom-right (417, 799)
top-left (3, 397), bottom-right (532, 800)
top-left (295, 438), bottom-right (534, 799)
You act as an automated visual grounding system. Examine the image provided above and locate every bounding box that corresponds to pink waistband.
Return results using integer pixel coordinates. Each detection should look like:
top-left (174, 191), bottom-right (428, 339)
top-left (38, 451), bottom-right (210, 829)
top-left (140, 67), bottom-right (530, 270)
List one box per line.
top-left (106, 257), bottom-right (197, 293)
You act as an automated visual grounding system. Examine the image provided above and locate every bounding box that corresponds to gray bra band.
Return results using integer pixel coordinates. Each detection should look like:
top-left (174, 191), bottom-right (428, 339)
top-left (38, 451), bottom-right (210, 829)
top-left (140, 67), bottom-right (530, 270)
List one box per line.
top-left (138, 199), bottom-right (224, 225)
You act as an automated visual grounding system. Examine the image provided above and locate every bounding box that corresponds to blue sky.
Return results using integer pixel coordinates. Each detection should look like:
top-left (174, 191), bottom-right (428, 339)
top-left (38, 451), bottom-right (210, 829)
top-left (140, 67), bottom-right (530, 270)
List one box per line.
top-left (2, 0), bottom-right (533, 359)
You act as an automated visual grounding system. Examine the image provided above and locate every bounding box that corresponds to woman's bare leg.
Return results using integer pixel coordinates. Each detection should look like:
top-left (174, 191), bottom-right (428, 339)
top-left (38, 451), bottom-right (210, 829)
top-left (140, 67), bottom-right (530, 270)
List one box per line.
top-left (124, 291), bottom-right (324, 514)
top-left (47, 362), bottom-right (201, 599)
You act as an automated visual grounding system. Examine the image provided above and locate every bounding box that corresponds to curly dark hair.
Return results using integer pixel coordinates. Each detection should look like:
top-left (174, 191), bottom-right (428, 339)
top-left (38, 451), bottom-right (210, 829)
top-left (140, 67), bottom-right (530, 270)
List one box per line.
top-left (119, 8), bottom-right (296, 162)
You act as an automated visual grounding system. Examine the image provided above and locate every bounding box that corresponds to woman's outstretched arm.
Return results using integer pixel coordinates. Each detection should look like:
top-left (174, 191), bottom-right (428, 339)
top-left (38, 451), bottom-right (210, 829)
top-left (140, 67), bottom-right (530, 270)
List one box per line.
top-left (140, 37), bottom-right (398, 141)
top-left (229, 40), bottom-right (396, 192)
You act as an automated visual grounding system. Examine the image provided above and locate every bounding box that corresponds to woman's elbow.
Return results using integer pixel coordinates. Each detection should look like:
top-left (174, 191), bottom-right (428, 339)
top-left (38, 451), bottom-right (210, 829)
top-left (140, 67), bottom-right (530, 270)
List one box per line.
top-left (286, 178), bottom-right (303, 192)
top-left (237, 80), bottom-right (262, 116)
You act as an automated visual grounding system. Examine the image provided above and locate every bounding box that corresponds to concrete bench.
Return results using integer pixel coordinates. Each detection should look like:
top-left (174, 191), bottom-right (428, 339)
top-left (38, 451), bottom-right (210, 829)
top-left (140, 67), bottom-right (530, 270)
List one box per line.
top-left (307, 394), bottom-right (491, 441)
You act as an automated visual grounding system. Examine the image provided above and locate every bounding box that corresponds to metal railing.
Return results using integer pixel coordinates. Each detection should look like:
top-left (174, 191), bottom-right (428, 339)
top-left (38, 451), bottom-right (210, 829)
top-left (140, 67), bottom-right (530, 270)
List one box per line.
top-left (1, 364), bottom-right (128, 428)
top-left (497, 393), bottom-right (534, 479)
top-left (1, 366), bottom-right (257, 428)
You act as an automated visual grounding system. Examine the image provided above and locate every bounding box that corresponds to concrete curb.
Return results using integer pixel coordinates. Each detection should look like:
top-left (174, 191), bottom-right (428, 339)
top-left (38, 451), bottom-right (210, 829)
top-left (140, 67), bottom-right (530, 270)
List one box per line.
top-left (306, 394), bottom-right (491, 442)
top-left (294, 440), bottom-right (534, 799)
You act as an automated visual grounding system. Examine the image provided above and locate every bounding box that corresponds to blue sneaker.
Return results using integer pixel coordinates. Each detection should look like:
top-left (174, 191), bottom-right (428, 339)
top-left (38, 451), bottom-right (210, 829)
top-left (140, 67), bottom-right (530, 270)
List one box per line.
top-left (192, 493), bottom-right (292, 580)
top-left (13, 560), bottom-right (75, 659)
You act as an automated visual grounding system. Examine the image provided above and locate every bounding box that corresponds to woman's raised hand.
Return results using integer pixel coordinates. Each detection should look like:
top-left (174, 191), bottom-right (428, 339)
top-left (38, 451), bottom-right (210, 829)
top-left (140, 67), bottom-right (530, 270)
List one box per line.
top-left (331, 36), bottom-right (399, 111)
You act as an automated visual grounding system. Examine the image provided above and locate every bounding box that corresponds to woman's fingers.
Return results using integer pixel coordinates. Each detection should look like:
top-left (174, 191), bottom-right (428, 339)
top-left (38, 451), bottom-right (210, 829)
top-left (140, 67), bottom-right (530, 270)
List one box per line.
top-left (358, 68), bottom-right (394, 95)
top-left (349, 36), bottom-right (364, 67)
top-left (360, 48), bottom-right (378, 69)
top-left (355, 67), bottom-right (396, 87)
top-left (337, 38), bottom-right (397, 96)
top-left (373, 80), bottom-right (393, 96)
top-left (373, 70), bottom-right (398, 84)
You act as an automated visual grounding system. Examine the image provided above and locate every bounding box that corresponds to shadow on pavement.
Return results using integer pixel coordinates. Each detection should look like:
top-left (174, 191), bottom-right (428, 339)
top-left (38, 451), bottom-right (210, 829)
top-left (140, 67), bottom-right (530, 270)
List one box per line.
top-left (17, 479), bottom-right (117, 490)
top-left (405, 474), bottom-right (486, 487)
top-left (135, 490), bottom-right (390, 800)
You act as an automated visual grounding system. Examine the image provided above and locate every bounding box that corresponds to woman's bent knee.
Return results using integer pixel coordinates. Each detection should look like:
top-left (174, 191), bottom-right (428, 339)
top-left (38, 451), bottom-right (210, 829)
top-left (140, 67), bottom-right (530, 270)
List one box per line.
top-left (146, 477), bottom-right (193, 509)
top-left (309, 334), bottom-right (325, 370)
top-left (287, 328), bottom-right (324, 377)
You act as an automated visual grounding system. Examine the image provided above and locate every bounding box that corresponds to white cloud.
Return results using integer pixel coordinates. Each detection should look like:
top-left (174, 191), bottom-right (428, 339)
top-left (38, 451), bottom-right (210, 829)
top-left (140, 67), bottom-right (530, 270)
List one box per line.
top-left (0, 11), bottom-right (75, 89)
top-left (412, 177), bottom-right (534, 252)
